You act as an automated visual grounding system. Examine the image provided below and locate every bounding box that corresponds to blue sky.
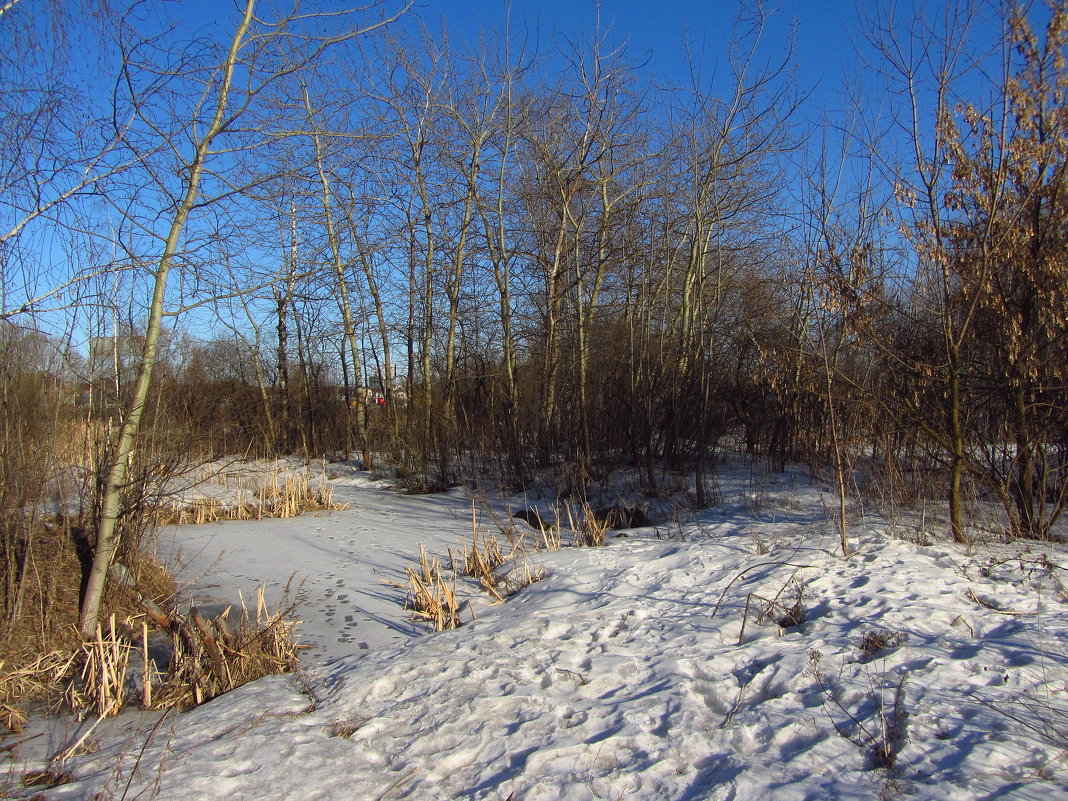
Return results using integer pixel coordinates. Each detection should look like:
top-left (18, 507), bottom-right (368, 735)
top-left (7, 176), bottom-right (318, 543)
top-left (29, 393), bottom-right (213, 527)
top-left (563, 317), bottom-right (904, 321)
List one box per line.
top-left (165, 0), bottom-right (1014, 120)
top-left (407, 0), bottom-right (860, 99)
top-left (167, 0), bottom-right (863, 103)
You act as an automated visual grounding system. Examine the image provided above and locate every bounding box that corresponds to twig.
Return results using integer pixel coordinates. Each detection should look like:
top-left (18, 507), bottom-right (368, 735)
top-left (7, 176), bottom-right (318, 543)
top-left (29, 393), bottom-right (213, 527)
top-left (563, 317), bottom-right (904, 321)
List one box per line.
top-left (966, 587), bottom-right (1036, 616)
top-left (737, 593), bottom-right (754, 644)
top-left (720, 684), bottom-right (748, 728)
top-left (374, 766), bottom-right (419, 801)
top-left (52, 714), bottom-right (106, 765)
top-left (555, 668), bottom-right (589, 685)
top-left (710, 560), bottom-right (816, 619)
top-left (949, 614), bottom-right (976, 636)
top-left (117, 708), bottom-right (174, 801)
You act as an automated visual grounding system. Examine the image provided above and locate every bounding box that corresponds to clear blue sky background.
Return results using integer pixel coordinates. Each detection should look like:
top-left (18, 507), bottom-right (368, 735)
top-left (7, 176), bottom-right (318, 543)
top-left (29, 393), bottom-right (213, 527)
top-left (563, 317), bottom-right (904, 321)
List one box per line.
top-left (416, 0), bottom-right (852, 75)
top-left (408, 0), bottom-right (858, 102)
top-left (165, 0), bottom-right (1033, 124)
top-left (169, 0), bottom-right (862, 109)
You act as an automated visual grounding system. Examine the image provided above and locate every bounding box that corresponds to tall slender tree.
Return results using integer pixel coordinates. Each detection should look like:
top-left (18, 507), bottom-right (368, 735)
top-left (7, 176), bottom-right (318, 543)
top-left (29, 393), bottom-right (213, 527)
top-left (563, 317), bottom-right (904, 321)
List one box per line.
top-left (79, 0), bottom-right (409, 639)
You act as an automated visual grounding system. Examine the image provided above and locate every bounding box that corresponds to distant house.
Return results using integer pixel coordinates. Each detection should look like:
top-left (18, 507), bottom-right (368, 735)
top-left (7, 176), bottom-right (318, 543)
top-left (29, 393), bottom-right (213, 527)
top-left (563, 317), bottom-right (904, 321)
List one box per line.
top-left (351, 386), bottom-right (407, 408)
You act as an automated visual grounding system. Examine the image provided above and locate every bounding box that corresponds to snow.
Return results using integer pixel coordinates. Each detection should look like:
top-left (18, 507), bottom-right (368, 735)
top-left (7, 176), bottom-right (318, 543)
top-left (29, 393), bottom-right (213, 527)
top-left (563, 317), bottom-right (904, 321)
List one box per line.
top-left (6, 459), bottom-right (1068, 800)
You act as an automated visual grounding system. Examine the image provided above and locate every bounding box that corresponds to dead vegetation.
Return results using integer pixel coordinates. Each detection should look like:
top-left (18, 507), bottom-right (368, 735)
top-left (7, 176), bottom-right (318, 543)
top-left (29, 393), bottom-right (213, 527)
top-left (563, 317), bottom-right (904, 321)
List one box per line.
top-left (497, 561), bottom-right (549, 597)
top-left (1, 456), bottom-right (335, 733)
top-left (857, 629), bottom-right (908, 662)
top-left (807, 651), bottom-right (909, 775)
top-left (568, 503), bottom-right (611, 548)
top-left (398, 545), bottom-right (463, 632)
top-left (1, 584), bottom-right (303, 733)
top-left (0, 651), bottom-right (81, 732)
top-left (511, 507), bottom-right (562, 551)
top-left (397, 502), bottom-right (561, 632)
top-left (155, 471), bottom-right (347, 525)
top-left (737, 577), bottom-right (808, 644)
top-left (139, 585), bottom-right (302, 711)
top-left (449, 504), bottom-right (550, 603)
top-left (69, 616), bottom-right (133, 719)
top-left (0, 517), bottom-right (177, 732)
top-left (396, 495), bottom-right (640, 632)
top-left (511, 499), bottom-right (640, 549)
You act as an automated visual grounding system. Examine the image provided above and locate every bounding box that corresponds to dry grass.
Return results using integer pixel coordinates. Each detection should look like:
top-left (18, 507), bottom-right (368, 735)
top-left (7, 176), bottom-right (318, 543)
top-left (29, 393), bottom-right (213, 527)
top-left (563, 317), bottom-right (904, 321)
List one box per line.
top-left (568, 502), bottom-right (611, 547)
top-left (398, 504), bottom-right (552, 633)
top-left (0, 520), bottom-right (177, 733)
top-left (146, 584), bottom-right (303, 711)
top-left (67, 615), bottom-right (132, 719)
top-left (0, 650), bottom-right (80, 732)
top-left (155, 472), bottom-right (347, 526)
top-left (2, 584), bottom-right (304, 732)
top-left (738, 578), bottom-right (808, 644)
top-left (329, 717), bottom-right (369, 738)
top-left (451, 506), bottom-right (527, 602)
top-left (512, 501), bottom-right (615, 550)
top-left (0, 521), bottom-right (85, 667)
top-left (539, 518), bottom-right (562, 551)
top-left (808, 652), bottom-right (909, 775)
top-left (510, 507), bottom-right (562, 551)
top-left (454, 528), bottom-right (507, 578)
top-left (498, 560), bottom-right (549, 597)
top-left (857, 629), bottom-right (908, 662)
top-left (399, 545), bottom-right (463, 631)
top-left (0, 460), bottom-right (331, 734)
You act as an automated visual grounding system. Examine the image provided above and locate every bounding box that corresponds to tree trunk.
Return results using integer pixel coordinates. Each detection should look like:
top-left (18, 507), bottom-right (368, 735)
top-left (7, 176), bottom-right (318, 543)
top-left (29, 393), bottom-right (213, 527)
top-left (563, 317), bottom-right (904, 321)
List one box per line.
top-left (79, 1), bottom-right (255, 640)
top-left (304, 85), bottom-right (367, 462)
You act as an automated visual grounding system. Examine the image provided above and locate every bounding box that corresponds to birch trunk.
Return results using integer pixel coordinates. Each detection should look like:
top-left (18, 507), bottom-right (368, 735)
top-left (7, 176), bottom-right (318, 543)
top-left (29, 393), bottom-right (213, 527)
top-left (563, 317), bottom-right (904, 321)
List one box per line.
top-left (79, 1), bottom-right (255, 639)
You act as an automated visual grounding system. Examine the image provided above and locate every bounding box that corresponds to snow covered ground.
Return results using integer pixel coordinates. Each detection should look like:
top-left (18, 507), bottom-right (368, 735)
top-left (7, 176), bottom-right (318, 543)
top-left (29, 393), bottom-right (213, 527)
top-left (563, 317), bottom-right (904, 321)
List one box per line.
top-left (5, 459), bottom-right (1068, 800)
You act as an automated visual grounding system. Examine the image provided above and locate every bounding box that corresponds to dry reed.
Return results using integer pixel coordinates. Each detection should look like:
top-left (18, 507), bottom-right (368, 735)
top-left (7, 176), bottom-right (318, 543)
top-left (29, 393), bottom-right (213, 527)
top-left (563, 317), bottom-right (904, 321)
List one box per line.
top-left (67, 615), bottom-right (132, 719)
top-left (156, 472), bottom-right (346, 526)
top-left (147, 585), bottom-right (302, 711)
top-left (0, 650), bottom-right (80, 732)
top-left (400, 545), bottom-right (462, 631)
top-left (454, 504), bottom-right (551, 605)
top-left (395, 504), bottom-right (553, 634)
top-left (25, 585), bottom-right (308, 724)
top-left (510, 507), bottom-right (563, 551)
top-left (540, 518), bottom-right (562, 550)
top-left (498, 560), bottom-right (549, 597)
top-left (568, 502), bottom-right (611, 547)
top-left (451, 506), bottom-right (523, 602)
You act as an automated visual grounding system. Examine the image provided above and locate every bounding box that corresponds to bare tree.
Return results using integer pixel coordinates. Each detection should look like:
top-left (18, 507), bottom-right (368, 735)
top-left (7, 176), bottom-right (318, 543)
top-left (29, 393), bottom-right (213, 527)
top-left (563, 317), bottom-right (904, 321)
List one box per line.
top-left (465, 33), bottom-right (538, 484)
top-left (0, 0), bottom-right (135, 321)
top-left (658, 5), bottom-right (796, 500)
top-left (859, 0), bottom-right (983, 543)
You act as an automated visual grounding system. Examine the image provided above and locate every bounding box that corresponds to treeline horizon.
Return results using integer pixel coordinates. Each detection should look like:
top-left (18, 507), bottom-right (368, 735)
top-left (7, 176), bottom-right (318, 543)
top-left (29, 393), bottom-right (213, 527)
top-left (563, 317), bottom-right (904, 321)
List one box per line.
top-left (1, 0), bottom-right (1066, 645)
